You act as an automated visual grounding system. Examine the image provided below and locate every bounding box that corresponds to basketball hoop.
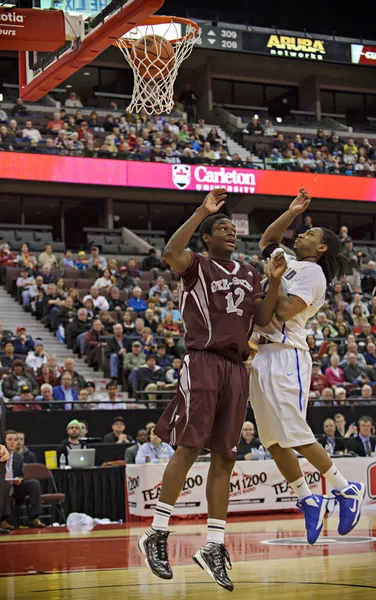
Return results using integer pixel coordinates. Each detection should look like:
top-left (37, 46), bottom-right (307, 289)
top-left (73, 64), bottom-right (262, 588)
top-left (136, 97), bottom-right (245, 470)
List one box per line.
top-left (116, 16), bottom-right (201, 115)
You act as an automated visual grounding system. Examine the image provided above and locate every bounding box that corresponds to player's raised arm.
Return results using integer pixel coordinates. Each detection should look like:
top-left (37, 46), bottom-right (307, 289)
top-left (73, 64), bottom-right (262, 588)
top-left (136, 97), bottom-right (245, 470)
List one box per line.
top-left (253, 251), bottom-right (287, 326)
top-left (163, 188), bottom-right (227, 273)
top-left (259, 188), bottom-right (311, 253)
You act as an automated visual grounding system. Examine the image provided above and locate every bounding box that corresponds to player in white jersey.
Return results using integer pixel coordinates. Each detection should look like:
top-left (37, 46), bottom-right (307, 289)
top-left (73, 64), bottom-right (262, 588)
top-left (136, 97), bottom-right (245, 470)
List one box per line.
top-left (250, 188), bottom-right (365, 545)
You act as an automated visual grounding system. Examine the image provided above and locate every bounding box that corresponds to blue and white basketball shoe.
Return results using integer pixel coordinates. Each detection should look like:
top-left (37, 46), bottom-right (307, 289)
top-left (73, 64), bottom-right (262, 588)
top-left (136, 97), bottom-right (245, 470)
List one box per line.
top-left (332, 481), bottom-right (365, 536)
top-left (296, 494), bottom-right (328, 545)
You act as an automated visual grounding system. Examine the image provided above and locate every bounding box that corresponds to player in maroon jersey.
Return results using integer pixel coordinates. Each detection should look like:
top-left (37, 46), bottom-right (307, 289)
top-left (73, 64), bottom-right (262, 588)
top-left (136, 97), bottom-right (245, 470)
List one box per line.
top-left (139, 188), bottom-right (286, 591)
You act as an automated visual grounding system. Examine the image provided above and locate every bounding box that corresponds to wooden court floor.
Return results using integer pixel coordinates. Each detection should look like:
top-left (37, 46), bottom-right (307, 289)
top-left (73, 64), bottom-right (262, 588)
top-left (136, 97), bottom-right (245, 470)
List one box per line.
top-left (0, 513), bottom-right (375, 600)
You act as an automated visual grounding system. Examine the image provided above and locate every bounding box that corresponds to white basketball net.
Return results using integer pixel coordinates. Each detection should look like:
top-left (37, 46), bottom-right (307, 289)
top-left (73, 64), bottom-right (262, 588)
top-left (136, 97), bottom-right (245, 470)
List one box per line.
top-left (117, 21), bottom-right (200, 115)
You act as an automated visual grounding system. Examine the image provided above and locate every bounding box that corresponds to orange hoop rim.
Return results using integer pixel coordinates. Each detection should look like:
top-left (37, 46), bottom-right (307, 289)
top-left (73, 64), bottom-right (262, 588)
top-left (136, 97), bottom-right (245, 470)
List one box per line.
top-left (117, 15), bottom-right (200, 48)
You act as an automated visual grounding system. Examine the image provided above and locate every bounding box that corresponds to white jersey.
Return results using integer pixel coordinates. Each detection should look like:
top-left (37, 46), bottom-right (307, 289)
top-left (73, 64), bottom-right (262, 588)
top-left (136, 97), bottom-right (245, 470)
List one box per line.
top-left (254, 250), bottom-right (326, 351)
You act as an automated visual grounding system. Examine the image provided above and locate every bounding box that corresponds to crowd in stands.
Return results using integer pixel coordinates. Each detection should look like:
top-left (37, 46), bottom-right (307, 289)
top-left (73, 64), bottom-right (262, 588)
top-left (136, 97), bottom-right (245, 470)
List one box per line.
top-left (244, 117), bottom-right (376, 177)
top-left (1, 97), bottom-right (375, 176)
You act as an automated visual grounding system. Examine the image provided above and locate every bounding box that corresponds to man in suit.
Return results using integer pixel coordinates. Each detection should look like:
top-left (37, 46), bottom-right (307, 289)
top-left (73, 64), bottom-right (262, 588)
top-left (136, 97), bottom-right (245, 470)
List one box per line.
top-left (1, 430), bottom-right (45, 529)
top-left (105, 323), bottom-right (132, 381)
top-left (0, 398), bottom-right (10, 534)
top-left (347, 416), bottom-right (376, 456)
top-left (53, 371), bottom-right (79, 410)
top-left (317, 418), bottom-right (347, 454)
top-left (125, 429), bottom-right (147, 464)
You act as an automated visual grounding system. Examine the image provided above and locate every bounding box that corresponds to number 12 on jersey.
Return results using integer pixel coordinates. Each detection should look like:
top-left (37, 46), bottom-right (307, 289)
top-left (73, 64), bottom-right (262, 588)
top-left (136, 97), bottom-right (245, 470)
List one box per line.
top-left (225, 287), bottom-right (245, 316)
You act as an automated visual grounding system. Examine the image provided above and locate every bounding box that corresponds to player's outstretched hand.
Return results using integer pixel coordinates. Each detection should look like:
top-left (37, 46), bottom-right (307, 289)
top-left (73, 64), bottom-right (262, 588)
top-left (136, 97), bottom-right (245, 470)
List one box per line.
top-left (201, 188), bottom-right (227, 216)
top-left (269, 251), bottom-right (287, 280)
top-left (288, 188), bottom-right (311, 217)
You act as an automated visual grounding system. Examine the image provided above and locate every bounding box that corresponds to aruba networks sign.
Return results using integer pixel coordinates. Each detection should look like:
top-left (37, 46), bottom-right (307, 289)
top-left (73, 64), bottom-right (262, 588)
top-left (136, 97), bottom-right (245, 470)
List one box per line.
top-left (1, 153), bottom-right (376, 201)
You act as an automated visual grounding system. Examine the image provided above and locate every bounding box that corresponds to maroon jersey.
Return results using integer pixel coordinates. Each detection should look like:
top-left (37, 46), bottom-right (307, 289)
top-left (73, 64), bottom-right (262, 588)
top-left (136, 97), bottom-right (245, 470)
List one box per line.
top-left (179, 253), bottom-right (264, 361)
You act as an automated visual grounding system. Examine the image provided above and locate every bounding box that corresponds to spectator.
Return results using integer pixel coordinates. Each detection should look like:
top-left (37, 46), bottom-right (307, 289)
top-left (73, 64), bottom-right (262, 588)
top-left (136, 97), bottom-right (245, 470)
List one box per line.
top-left (0, 125), bottom-right (14, 151)
top-left (0, 104), bottom-right (7, 123)
top-left (56, 420), bottom-right (86, 464)
top-left (155, 343), bottom-right (172, 368)
top-left (1, 430), bottom-right (45, 529)
top-left (177, 83), bottom-right (198, 121)
top-left (160, 300), bottom-right (181, 323)
top-left (165, 356), bottom-right (182, 385)
top-left (346, 416), bottom-right (376, 456)
top-left (325, 354), bottom-right (345, 387)
top-left (83, 286), bottom-right (109, 312)
top-left (296, 214), bottom-right (313, 235)
top-left (314, 387), bottom-right (335, 406)
top-left (88, 246), bottom-right (107, 270)
top-left (246, 117), bottom-right (264, 136)
top-left (85, 257), bottom-right (101, 281)
top-left (127, 287), bottom-right (147, 313)
top-left (53, 372), bottom-right (79, 410)
top-left (123, 340), bottom-right (146, 373)
top-left (65, 307), bottom-right (91, 352)
top-left (126, 258), bottom-right (141, 280)
top-left (75, 251), bottom-right (88, 271)
top-left (15, 243), bottom-right (35, 271)
top-left (12, 385), bottom-right (42, 412)
top-left (359, 385), bottom-right (374, 403)
top-left (73, 389), bottom-right (96, 411)
top-left (61, 249), bottom-right (75, 270)
top-left (59, 357), bottom-right (87, 391)
top-left (343, 353), bottom-right (370, 384)
top-left (40, 382), bottom-right (54, 406)
top-left (310, 361), bottom-right (330, 398)
top-left (236, 421), bottom-right (261, 460)
top-left (36, 363), bottom-right (59, 388)
top-left (11, 326), bottom-right (34, 356)
top-left (105, 323), bottom-right (131, 380)
top-left (342, 238), bottom-right (361, 288)
top-left (317, 418), bottom-right (346, 453)
top-left (361, 260), bottom-right (376, 295)
top-left (103, 416), bottom-right (134, 444)
top-left (137, 354), bottom-right (166, 402)
top-left (263, 120), bottom-right (277, 137)
top-left (149, 276), bottom-right (172, 303)
top-left (1, 341), bottom-right (17, 368)
top-left (38, 244), bottom-right (57, 268)
top-left (22, 120), bottom-right (42, 143)
top-left (334, 413), bottom-right (358, 439)
top-left (40, 264), bottom-right (56, 285)
top-left (116, 267), bottom-right (136, 293)
top-left (64, 92), bottom-right (83, 108)
top-left (306, 319), bottom-right (324, 340)
top-left (334, 387), bottom-right (347, 405)
top-left (364, 342), bottom-right (376, 366)
top-left (84, 319), bottom-right (106, 371)
top-left (101, 381), bottom-right (127, 410)
top-left (11, 98), bottom-right (29, 117)
top-left (107, 286), bottom-right (127, 312)
top-left (25, 339), bottom-right (47, 372)
top-left (47, 112), bottom-right (64, 133)
top-left (15, 432), bottom-right (36, 464)
top-left (161, 313), bottom-right (180, 335)
top-left (136, 427), bottom-right (174, 464)
top-left (94, 268), bottom-right (114, 290)
top-left (142, 248), bottom-right (162, 273)
top-left (16, 268), bottom-right (35, 307)
top-left (125, 429), bottom-right (148, 464)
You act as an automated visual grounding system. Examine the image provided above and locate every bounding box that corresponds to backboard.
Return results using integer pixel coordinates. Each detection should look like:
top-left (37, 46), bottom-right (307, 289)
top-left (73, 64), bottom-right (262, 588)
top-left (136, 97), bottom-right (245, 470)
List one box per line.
top-left (18, 0), bottom-right (165, 101)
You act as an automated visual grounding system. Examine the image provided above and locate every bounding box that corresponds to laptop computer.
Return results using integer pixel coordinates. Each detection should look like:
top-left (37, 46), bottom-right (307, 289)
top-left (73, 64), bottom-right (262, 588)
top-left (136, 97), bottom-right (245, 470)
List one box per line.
top-left (69, 448), bottom-right (95, 468)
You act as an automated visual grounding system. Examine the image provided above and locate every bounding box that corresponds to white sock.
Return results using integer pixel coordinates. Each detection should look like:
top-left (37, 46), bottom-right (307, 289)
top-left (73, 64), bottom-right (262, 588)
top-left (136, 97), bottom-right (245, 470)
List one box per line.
top-left (290, 476), bottom-right (311, 499)
top-left (151, 501), bottom-right (174, 531)
top-left (207, 518), bottom-right (226, 545)
top-left (323, 464), bottom-right (349, 491)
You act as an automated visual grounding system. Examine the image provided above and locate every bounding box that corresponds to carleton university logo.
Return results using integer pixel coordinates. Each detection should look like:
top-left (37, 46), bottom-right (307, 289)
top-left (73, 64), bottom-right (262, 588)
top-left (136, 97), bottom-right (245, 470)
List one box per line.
top-left (172, 164), bottom-right (191, 189)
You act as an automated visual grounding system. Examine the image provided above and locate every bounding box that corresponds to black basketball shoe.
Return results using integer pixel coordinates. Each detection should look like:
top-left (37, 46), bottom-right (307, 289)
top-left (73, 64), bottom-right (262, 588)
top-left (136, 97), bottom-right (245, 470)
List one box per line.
top-left (193, 543), bottom-right (234, 592)
top-left (138, 529), bottom-right (173, 580)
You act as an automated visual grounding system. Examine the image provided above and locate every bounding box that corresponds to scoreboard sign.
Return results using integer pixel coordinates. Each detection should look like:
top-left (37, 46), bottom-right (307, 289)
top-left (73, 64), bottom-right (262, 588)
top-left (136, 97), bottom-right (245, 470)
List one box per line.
top-left (196, 25), bottom-right (355, 65)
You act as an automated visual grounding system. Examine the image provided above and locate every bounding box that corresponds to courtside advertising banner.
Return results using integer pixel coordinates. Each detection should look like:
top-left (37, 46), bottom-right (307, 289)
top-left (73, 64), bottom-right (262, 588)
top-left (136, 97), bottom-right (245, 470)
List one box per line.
top-left (2, 153), bottom-right (376, 201)
top-left (0, 8), bottom-right (65, 51)
top-left (351, 44), bottom-right (376, 66)
top-left (126, 460), bottom-right (323, 517)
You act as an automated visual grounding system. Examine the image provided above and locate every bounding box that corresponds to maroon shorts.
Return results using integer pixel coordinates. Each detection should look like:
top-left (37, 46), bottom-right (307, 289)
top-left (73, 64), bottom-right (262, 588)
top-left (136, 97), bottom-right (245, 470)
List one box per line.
top-left (154, 350), bottom-right (249, 460)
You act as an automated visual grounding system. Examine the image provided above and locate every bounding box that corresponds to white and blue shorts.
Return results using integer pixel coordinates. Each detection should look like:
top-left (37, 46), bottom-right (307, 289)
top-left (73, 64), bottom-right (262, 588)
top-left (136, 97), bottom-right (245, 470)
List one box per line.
top-left (249, 343), bottom-right (316, 449)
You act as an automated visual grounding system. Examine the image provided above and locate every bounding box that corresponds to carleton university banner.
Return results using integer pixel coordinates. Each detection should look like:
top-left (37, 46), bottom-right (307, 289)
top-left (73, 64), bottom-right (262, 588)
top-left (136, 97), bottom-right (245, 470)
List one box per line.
top-left (126, 460), bottom-right (323, 517)
top-left (2, 153), bottom-right (376, 202)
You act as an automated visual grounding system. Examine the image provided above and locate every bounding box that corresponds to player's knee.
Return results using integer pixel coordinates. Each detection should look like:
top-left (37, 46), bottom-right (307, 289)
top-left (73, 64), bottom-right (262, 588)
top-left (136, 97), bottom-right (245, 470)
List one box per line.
top-left (175, 446), bottom-right (201, 466)
top-left (210, 452), bottom-right (235, 472)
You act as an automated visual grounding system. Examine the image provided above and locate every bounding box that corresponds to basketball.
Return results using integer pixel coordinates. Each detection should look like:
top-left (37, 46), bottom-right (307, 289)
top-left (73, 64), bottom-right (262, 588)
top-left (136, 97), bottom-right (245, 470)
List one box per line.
top-left (131, 35), bottom-right (175, 80)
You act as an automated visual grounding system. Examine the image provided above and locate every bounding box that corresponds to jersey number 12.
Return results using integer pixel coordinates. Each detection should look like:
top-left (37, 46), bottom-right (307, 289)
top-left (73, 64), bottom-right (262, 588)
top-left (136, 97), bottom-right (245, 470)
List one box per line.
top-left (225, 288), bottom-right (245, 316)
